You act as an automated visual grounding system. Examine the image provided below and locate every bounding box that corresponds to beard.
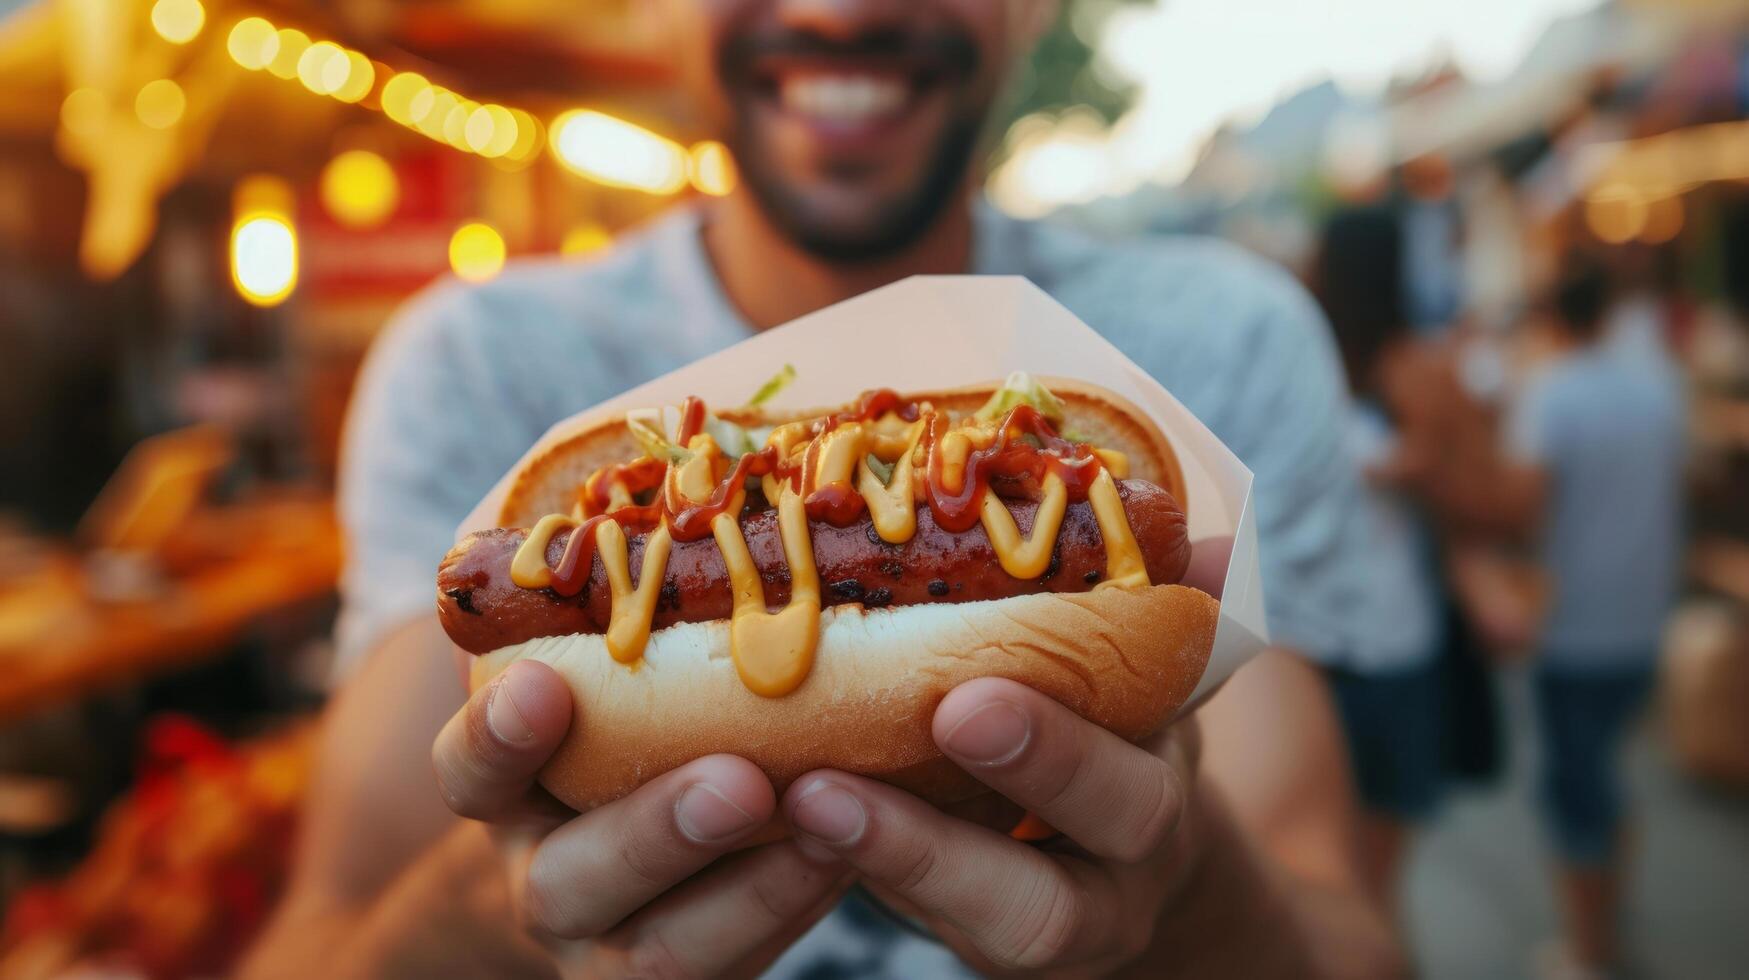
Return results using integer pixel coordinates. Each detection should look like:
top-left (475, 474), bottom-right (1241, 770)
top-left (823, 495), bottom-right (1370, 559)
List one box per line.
top-left (724, 109), bottom-right (984, 264)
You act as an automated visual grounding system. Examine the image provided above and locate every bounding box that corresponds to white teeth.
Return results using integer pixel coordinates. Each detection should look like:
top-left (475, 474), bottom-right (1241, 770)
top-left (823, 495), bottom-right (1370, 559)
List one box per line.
top-left (779, 74), bottom-right (906, 123)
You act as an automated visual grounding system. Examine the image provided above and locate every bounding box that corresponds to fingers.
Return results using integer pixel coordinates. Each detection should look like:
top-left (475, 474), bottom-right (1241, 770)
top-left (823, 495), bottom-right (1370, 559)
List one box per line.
top-left (432, 659), bottom-right (574, 821)
top-left (931, 677), bottom-right (1191, 864)
top-left (593, 842), bottom-right (854, 979)
top-left (519, 755), bottom-right (776, 940)
top-left (782, 772), bottom-right (1119, 970)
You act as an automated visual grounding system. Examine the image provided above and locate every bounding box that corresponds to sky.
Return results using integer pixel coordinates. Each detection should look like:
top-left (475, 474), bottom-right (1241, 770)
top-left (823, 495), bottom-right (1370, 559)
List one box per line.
top-left (992, 0), bottom-right (1607, 215)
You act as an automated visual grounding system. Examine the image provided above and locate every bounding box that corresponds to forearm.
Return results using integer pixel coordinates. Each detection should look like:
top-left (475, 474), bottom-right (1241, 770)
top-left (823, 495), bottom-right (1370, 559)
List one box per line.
top-left (1121, 788), bottom-right (1405, 980)
top-left (241, 825), bottom-right (554, 980)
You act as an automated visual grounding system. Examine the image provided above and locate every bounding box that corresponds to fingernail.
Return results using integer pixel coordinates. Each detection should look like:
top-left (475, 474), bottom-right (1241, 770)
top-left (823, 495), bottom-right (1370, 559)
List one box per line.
top-left (676, 783), bottom-right (757, 843)
top-left (941, 700), bottom-right (1030, 765)
top-left (486, 672), bottom-right (535, 743)
top-left (790, 782), bottom-right (866, 846)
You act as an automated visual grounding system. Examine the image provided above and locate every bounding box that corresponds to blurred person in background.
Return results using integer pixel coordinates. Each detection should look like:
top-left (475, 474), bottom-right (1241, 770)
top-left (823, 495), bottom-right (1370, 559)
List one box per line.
top-left (240, 2), bottom-right (1407, 978)
top-left (1405, 255), bottom-right (1687, 979)
top-left (1312, 204), bottom-right (1445, 911)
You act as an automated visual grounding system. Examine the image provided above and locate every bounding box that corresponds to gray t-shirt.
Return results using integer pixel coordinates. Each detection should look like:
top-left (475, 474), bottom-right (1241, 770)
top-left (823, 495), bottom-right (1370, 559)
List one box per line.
top-left (1507, 345), bottom-right (1686, 667)
top-left (336, 203), bottom-right (1382, 977)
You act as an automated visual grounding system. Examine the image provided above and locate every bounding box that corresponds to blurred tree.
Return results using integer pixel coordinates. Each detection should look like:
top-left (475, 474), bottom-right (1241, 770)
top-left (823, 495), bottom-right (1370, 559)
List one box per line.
top-left (992, 0), bottom-right (1148, 145)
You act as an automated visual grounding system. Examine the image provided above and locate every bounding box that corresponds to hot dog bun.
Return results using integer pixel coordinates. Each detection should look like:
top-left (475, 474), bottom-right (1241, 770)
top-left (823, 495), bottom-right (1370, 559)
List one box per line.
top-left (461, 377), bottom-right (1217, 812)
top-left (470, 583), bottom-right (1217, 810)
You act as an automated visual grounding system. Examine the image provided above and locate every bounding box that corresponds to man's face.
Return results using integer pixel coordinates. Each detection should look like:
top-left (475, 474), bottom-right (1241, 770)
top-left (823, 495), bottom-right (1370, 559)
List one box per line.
top-left (666, 0), bottom-right (1047, 261)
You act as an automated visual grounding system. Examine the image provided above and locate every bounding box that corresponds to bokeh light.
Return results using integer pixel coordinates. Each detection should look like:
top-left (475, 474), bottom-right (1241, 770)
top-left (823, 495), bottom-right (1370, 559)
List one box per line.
top-left (268, 29), bottom-right (310, 81)
top-left (380, 72), bottom-right (427, 125)
top-left (150, 0), bottom-right (204, 45)
top-left (320, 151), bottom-right (400, 229)
top-left (333, 51), bottom-right (375, 104)
top-left (449, 222), bottom-right (507, 282)
top-left (297, 41), bottom-right (345, 95)
top-left (688, 141), bottom-right (736, 196)
top-left (60, 88), bottom-right (107, 140)
top-left (227, 17), bottom-right (279, 70)
top-left (231, 216), bottom-right (298, 306)
top-left (134, 79), bottom-right (187, 130)
top-left (550, 110), bottom-right (688, 194)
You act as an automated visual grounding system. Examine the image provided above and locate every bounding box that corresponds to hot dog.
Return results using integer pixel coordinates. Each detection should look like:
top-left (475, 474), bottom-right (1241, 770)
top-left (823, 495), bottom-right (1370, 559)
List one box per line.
top-left (439, 479), bottom-right (1191, 654)
top-left (439, 375), bottom-right (1220, 811)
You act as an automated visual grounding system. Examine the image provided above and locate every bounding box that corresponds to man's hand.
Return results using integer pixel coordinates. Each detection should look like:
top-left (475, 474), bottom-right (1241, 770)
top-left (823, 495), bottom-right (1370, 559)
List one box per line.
top-left (431, 659), bottom-right (853, 978)
top-left (781, 676), bottom-right (1204, 975)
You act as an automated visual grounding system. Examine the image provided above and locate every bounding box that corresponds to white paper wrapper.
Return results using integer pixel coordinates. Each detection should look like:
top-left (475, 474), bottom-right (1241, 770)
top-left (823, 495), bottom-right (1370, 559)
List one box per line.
top-left (459, 276), bottom-right (1269, 705)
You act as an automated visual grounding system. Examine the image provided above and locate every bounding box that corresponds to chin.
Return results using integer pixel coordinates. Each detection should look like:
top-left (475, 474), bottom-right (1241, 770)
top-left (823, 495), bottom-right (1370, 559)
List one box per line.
top-left (734, 130), bottom-right (979, 264)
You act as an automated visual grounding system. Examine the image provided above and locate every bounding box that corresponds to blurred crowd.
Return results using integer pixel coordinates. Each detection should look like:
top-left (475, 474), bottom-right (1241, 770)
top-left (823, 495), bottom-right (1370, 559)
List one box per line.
top-left (1294, 72), bottom-right (1749, 977)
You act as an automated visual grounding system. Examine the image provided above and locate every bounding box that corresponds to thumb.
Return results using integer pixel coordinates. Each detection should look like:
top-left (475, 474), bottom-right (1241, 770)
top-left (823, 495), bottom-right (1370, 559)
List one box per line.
top-left (433, 658), bottom-right (573, 822)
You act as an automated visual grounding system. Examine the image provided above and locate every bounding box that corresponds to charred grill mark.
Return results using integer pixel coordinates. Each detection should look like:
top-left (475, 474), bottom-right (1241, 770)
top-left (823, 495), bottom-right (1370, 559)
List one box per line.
top-left (927, 579), bottom-right (949, 597)
top-left (880, 560), bottom-right (904, 580)
top-left (865, 587), bottom-right (893, 608)
top-left (829, 579), bottom-right (867, 602)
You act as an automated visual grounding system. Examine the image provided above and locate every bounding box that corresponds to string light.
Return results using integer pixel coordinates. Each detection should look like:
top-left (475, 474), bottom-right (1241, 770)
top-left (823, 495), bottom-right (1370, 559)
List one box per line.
top-left (135, 79), bottom-right (187, 130)
top-left (449, 222), bottom-right (507, 282)
top-left (333, 52), bottom-right (375, 104)
top-left (216, 15), bottom-right (706, 193)
top-left (296, 41), bottom-right (345, 95)
top-left (320, 150), bottom-right (400, 229)
top-left (227, 17), bottom-right (279, 70)
top-left (151, 0), bottom-right (205, 45)
top-left (267, 29), bottom-right (310, 81)
top-left (380, 72), bottom-right (427, 125)
top-left (550, 110), bottom-right (688, 194)
top-left (688, 141), bottom-right (736, 196)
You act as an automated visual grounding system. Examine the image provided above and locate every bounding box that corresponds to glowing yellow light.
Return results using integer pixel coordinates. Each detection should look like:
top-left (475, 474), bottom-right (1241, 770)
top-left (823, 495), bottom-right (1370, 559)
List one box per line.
top-left (418, 89), bottom-right (458, 140)
top-left (1640, 195), bottom-right (1685, 245)
top-left (408, 86), bottom-right (439, 126)
top-left (1585, 186), bottom-right (1647, 245)
top-left (320, 150), bottom-right (400, 229)
top-left (151, 0), bottom-right (205, 44)
top-left (443, 100), bottom-right (477, 149)
top-left (298, 41), bottom-right (346, 94)
top-left (449, 222), bottom-right (507, 282)
top-left (464, 105), bottom-right (496, 154)
top-left (561, 224), bottom-right (613, 257)
top-left (333, 51), bottom-right (374, 103)
top-left (135, 79), bottom-right (186, 130)
top-left (380, 72), bottom-right (426, 125)
top-left (268, 29), bottom-right (310, 80)
top-left (61, 88), bottom-right (107, 140)
top-left (231, 216), bottom-right (298, 306)
top-left (482, 105), bottom-right (518, 158)
top-left (227, 17), bottom-right (279, 70)
top-left (688, 140), bottom-right (736, 196)
top-left (506, 109), bottom-right (542, 162)
top-left (549, 110), bottom-right (688, 194)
